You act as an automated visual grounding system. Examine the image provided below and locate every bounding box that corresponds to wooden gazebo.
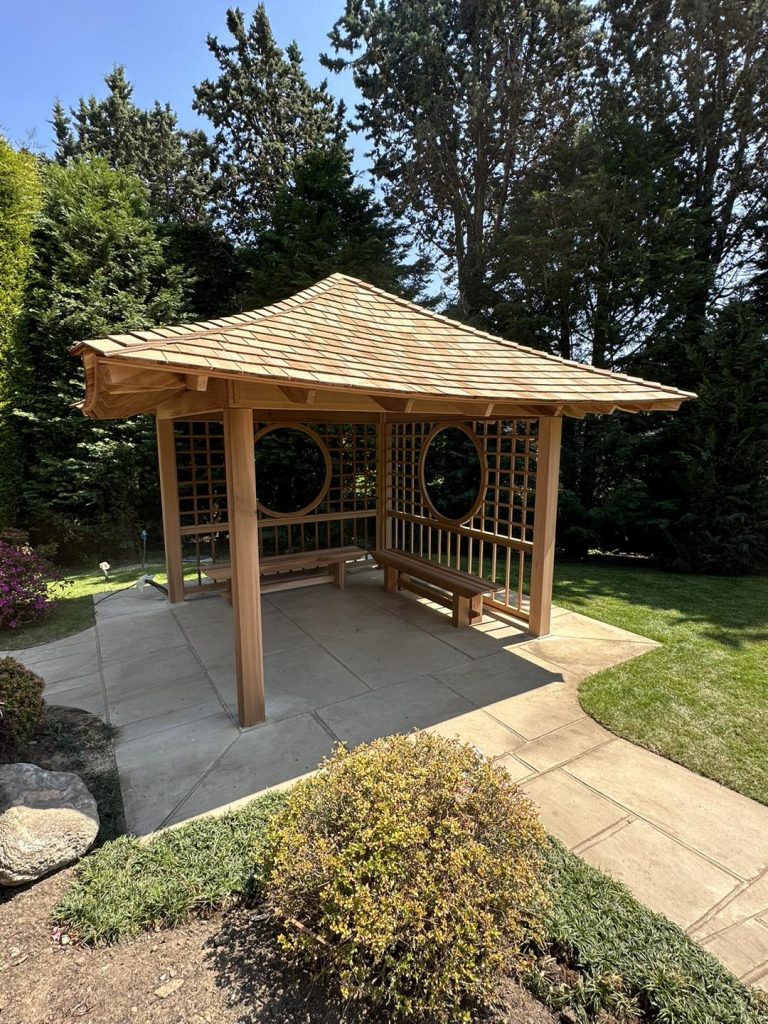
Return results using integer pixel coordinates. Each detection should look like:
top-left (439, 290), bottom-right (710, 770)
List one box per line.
top-left (73, 274), bottom-right (694, 727)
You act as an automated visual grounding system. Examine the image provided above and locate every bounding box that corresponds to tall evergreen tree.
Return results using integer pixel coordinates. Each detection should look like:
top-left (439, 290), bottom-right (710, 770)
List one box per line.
top-left (243, 147), bottom-right (427, 307)
top-left (0, 139), bottom-right (41, 529)
top-left (53, 66), bottom-right (214, 225)
top-left (12, 159), bottom-right (187, 560)
top-left (323, 0), bottom-right (587, 321)
top-left (194, 5), bottom-right (346, 244)
top-left (53, 67), bottom-right (244, 318)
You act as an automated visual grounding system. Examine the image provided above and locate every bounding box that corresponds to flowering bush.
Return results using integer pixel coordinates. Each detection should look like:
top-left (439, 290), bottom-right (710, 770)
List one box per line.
top-left (0, 538), bottom-right (60, 630)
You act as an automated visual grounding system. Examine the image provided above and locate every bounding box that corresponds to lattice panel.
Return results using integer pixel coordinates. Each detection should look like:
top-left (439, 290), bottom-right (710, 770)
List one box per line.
top-left (175, 421), bottom-right (228, 530)
top-left (255, 421), bottom-right (377, 556)
top-left (388, 419), bottom-right (539, 619)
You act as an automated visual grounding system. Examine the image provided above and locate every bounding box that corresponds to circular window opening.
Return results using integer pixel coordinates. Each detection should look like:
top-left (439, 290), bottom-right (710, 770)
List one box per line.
top-left (421, 425), bottom-right (484, 523)
top-left (255, 425), bottom-right (331, 517)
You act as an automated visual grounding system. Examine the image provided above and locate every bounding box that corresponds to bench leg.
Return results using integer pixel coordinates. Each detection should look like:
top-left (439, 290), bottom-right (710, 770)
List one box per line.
top-left (452, 594), bottom-right (471, 628)
top-left (383, 566), bottom-right (399, 593)
top-left (331, 561), bottom-right (347, 589)
top-left (469, 593), bottom-right (484, 624)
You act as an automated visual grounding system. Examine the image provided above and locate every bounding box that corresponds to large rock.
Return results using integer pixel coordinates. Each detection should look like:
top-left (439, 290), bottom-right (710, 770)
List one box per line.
top-left (0, 763), bottom-right (99, 886)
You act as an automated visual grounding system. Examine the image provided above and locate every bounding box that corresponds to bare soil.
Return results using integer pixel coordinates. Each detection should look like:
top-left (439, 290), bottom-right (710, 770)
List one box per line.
top-left (0, 870), bottom-right (558, 1024)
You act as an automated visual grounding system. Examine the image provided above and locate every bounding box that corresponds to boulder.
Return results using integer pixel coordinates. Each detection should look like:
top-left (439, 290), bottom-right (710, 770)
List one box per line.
top-left (0, 763), bottom-right (99, 886)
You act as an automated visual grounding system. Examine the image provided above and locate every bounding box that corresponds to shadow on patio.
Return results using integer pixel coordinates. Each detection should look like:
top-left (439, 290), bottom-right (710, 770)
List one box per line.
top-left (50, 565), bottom-right (654, 836)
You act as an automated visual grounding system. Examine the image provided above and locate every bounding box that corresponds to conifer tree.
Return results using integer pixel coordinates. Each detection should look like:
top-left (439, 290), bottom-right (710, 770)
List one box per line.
top-left (194, 5), bottom-right (346, 243)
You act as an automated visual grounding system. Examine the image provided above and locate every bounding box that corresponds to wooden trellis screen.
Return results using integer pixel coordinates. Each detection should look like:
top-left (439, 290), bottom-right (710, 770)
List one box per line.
top-left (385, 419), bottom-right (538, 622)
top-left (172, 419), bottom-right (377, 588)
top-left (254, 421), bottom-right (378, 556)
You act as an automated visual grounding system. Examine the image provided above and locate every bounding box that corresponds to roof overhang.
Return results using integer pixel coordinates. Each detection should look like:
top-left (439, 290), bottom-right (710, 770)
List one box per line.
top-left (71, 274), bottom-right (696, 421)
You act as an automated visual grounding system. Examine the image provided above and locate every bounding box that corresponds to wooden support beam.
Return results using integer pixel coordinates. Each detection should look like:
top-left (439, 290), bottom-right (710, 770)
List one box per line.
top-left (453, 402), bottom-right (495, 418)
top-left (528, 416), bottom-right (563, 637)
top-left (185, 373), bottom-right (209, 391)
top-left (376, 414), bottom-right (393, 551)
top-left (155, 379), bottom-right (227, 419)
top-left (223, 406), bottom-right (265, 727)
top-left (155, 418), bottom-right (185, 604)
top-left (278, 384), bottom-right (317, 404)
top-left (370, 395), bottom-right (415, 413)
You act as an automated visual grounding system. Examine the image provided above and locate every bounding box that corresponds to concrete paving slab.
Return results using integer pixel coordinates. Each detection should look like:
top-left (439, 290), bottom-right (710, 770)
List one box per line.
top-left (43, 667), bottom-right (102, 697)
top-left (166, 713), bottom-right (337, 825)
top-left (171, 594), bottom-right (232, 627)
top-left (94, 589), bottom-right (167, 620)
top-left (97, 615), bottom-right (187, 663)
top-left (426, 707), bottom-right (523, 757)
top-left (567, 739), bottom-right (768, 879)
top-left (434, 650), bottom-right (562, 707)
top-left (517, 717), bottom-right (613, 772)
top-left (692, 873), bottom-right (768, 940)
top-left (702, 919), bottom-right (768, 980)
top-left (46, 676), bottom-right (107, 720)
top-left (107, 671), bottom-right (218, 727)
top-left (320, 623), bottom-right (470, 689)
top-left (115, 712), bottom-right (236, 834)
top-left (580, 818), bottom-right (740, 930)
top-left (522, 770), bottom-right (629, 848)
top-left (102, 644), bottom-right (204, 694)
top-left (18, 644), bottom-right (99, 686)
top-left (5, 627), bottom-right (96, 664)
top-left (116, 698), bottom-right (230, 743)
top-left (521, 635), bottom-right (658, 676)
top-left (484, 682), bottom-right (585, 740)
top-left (549, 610), bottom-right (660, 645)
top-left (495, 753), bottom-right (535, 783)
top-left (262, 643), bottom-right (370, 720)
top-left (318, 675), bottom-right (475, 746)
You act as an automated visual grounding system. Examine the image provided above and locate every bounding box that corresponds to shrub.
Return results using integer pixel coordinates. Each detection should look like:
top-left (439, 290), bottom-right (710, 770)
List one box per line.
top-left (266, 733), bottom-right (550, 1023)
top-left (0, 537), bottom-right (60, 630)
top-left (0, 657), bottom-right (45, 742)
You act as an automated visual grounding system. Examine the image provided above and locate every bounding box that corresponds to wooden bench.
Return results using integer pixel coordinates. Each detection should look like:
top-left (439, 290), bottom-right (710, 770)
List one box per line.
top-left (203, 545), bottom-right (367, 596)
top-left (373, 549), bottom-right (495, 628)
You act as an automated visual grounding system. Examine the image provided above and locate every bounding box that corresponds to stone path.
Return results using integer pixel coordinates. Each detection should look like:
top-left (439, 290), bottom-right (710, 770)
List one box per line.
top-left (5, 566), bottom-right (768, 986)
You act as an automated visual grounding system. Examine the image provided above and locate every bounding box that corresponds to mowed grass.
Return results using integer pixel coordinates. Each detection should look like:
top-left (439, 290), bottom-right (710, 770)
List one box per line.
top-left (0, 559), bottom-right (171, 650)
top-left (553, 562), bottom-right (768, 806)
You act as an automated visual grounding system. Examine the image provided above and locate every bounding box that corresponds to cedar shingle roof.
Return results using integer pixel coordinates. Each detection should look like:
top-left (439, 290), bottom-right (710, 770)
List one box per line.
top-left (74, 273), bottom-right (695, 415)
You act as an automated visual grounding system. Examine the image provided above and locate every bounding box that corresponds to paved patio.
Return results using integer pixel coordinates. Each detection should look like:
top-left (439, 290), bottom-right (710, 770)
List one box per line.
top-left (6, 565), bottom-right (768, 986)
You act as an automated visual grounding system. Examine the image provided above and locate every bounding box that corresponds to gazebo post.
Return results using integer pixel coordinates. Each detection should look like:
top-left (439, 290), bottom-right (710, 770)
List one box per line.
top-left (223, 406), bottom-right (266, 727)
top-left (528, 415), bottom-right (563, 637)
top-left (155, 417), bottom-right (185, 603)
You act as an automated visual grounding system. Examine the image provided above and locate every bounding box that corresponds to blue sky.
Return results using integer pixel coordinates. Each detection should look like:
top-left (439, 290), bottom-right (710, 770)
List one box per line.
top-left (1, 0), bottom-right (360, 155)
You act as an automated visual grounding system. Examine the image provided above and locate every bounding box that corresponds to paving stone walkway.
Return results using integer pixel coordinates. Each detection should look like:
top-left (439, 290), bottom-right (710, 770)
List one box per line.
top-left (5, 566), bottom-right (768, 986)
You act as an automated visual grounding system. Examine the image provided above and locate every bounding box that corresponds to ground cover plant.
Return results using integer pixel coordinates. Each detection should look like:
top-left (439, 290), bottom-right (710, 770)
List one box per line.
top-left (266, 734), bottom-right (549, 1023)
top-left (56, 747), bottom-right (768, 1024)
top-left (553, 561), bottom-right (768, 805)
top-left (56, 792), bottom-right (285, 943)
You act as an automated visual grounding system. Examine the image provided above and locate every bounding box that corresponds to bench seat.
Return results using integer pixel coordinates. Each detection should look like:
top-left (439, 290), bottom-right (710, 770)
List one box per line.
top-left (204, 545), bottom-right (366, 595)
top-left (373, 549), bottom-right (495, 627)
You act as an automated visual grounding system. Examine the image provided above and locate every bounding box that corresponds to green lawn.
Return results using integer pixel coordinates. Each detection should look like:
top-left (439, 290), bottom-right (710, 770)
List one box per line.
top-left (0, 560), bottom-right (171, 651)
top-left (553, 561), bottom-right (768, 806)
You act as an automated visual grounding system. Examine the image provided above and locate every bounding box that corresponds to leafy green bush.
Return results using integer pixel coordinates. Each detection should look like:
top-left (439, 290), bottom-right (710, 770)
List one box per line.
top-left (0, 656), bottom-right (45, 742)
top-left (56, 791), bottom-right (286, 944)
top-left (265, 734), bottom-right (550, 1023)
